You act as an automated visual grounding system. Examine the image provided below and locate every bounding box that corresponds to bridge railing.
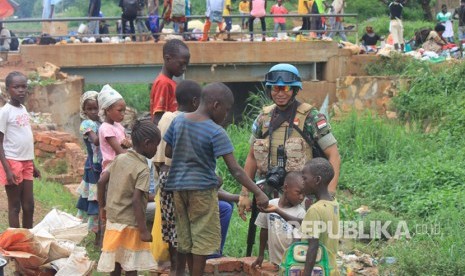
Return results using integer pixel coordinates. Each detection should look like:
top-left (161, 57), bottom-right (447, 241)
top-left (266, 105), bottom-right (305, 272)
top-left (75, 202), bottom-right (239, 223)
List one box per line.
top-left (0, 13), bottom-right (358, 43)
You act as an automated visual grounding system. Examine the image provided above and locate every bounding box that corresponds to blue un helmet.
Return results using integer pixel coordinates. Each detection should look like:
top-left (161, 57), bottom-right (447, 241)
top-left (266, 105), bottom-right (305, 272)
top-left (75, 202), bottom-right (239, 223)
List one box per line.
top-left (265, 63), bottom-right (302, 90)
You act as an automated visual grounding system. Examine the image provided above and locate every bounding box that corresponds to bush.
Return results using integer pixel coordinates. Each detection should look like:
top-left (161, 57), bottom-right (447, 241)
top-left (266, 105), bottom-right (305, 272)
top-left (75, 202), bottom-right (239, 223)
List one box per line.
top-left (382, 208), bottom-right (465, 276)
top-left (85, 83), bottom-right (151, 113)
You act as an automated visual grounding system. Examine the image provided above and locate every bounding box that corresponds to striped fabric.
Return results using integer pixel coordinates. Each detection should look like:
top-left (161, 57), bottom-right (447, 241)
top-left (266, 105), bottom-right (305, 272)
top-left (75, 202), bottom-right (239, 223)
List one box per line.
top-left (164, 113), bottom-right (234, 191)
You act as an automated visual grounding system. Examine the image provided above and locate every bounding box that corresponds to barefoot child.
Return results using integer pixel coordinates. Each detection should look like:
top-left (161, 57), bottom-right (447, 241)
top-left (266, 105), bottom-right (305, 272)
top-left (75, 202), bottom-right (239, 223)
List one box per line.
top-left (152, 79), bottom-right (201, 273)
top-left (252, 172), bottom-right (306, 269)
top-left (97, 119), bottom-right (161, 275)
top-left (0, 71), bottom-right (41, 228)
top-left (76, 90), bottom-right (102, 243)
top-left (164, 82), bottom-right (269, 276)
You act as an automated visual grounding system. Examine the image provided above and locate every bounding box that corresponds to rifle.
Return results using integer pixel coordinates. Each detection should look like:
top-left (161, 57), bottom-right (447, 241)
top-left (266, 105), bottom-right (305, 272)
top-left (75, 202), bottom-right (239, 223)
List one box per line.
top-left (246, 179), bottom-right (279, 256)
top-left (246, 193), bottom-right (259, 256)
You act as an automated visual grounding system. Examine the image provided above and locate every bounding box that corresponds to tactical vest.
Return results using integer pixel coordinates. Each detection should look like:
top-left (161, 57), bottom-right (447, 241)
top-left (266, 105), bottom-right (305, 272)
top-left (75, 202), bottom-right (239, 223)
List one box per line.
top-left (253, 103), bottom-right (313, 177)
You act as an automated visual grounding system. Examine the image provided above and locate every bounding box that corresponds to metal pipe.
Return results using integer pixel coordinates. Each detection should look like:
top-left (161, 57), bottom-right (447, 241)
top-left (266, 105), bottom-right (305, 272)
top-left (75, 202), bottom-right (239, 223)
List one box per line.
top-left (0, 13), bottom-right (359, 23)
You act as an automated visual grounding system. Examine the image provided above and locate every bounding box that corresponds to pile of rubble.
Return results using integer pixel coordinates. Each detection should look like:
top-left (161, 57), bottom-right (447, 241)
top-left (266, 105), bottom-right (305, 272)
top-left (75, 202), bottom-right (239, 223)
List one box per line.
top-left (34, 130), bottom-right (86, 185)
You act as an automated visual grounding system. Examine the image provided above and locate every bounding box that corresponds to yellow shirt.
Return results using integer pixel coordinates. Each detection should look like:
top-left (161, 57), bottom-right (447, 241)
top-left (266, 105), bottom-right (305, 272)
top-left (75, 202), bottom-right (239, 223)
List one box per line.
top-left (239, 0), bottom-right (250, 13)
top-left (223, 0), bottom-right (232, 16)
top-left (105, 150), bottom-right (150, 226)
top-left (302, 200), bottom-right (340, 276)
top-left (298, 0), bottom-right (309, 14)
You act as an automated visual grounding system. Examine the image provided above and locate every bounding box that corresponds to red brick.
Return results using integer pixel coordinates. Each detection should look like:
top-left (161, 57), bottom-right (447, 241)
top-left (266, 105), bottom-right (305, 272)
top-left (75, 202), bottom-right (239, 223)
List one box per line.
top-left (74, 175), bottom-right (82, 183)
top-left (41, 134), bottom-right (53, 145)
top-left (204, 261), bottom-right (216, 274)
top-left (47, 174), bottom-right (74, 184)
top-left (260, 262), bottom-right (278, 273)
top-left (260, 270), bottom-right (279, 276)
top-left (64, 143), bottom-right (86, 171)
top-left (240, 257), bottom-right (257, 274)
top-left (50, 137), bottom-right (63, 147)
top-left (52, 131), bottom-right (78, 143)
top-left (34, 148), bottom-right (45, 158)
top-left (213, 257), bottom-right (242, 273)
top-left (56, 149), bottom-right (66, 158)
top-left (37, 142), bottom-right (57, 153)
top-left (34, 132), bottom-right (44, 142)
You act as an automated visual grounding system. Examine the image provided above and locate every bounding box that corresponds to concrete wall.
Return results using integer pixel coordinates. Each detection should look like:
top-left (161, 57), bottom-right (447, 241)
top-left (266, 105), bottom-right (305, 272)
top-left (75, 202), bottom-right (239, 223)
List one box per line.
top-left (26, 76), bottom-right (83, 137)
top-left (297, 51), bottom-right (381, 111)
top-left (333, 76), bottom-right (410, 117)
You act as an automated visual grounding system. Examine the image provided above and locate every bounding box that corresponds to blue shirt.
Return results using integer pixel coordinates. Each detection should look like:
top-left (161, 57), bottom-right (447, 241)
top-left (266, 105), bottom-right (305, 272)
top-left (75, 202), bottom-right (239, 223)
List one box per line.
top-left (164, 113), bottom-right (234, 191)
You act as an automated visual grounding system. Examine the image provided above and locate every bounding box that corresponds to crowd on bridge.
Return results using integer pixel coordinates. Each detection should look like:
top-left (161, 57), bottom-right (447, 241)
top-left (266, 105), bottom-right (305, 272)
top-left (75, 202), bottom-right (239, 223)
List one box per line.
top-left (38, 0), bottom-right (350, 43)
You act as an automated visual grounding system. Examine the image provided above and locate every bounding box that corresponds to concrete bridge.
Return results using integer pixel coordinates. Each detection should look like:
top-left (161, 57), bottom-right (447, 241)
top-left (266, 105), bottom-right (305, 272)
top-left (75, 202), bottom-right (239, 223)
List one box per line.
top-left (19, 41), bottom-right (374, 108)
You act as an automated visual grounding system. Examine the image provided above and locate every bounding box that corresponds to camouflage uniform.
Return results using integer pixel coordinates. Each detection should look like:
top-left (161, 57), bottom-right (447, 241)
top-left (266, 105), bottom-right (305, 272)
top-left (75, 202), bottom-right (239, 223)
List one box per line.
top-left (251, 102), bottom-right (337, 178)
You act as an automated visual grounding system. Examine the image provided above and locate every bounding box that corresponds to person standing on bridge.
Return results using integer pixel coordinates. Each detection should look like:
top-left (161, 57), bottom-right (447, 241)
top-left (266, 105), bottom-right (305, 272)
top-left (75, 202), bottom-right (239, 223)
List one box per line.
top-left (270, 0), bottom-right (288, 37)
top-left (88, 0), bottom-right (101, 35)
top-left (382, 0), bottom-right (407, 52)
top-left (298, 0), bottom-right (310, 34)
top-left (200, 0), bottom-right (226, 41)
top-left (150, 39), bottom-right (190, 125)
top-left (326, 0), bottom-right (347, 41)
top-left (42, 0), bottom-right (61, 19)
top-left (249, 0), bottom-right (267, 41)
top-left (237, 64), bottom-right (341, 256)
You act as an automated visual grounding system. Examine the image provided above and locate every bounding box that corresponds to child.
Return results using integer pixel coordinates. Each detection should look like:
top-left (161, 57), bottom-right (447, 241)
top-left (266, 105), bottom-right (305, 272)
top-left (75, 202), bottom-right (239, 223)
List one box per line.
top-left (97, 119), bottom-right (160, 275)
top-left (252, 172), bottom-right (306, 268)
top-left (164, 82), bottom-right (269, 276)
top-left (270, 0), bottom-right (288, 37)
top-left (301, 158), bottom-right (339, 275)
top-left (76, 90), bottom-right (102, 243)
top-left (249, 0), bottom-right (267, 41)
top-left (223, 0), bottom-right (235, 41)
top-left (0, 71), bottom-right (40, 229)
top-left (200, 0), bottom-right (226, 42)
top-left (386, 0), bottom-right (407, 51)
top-left (239, 0), bottom-right (250, 30)
top-left (152, 80), bottom-right (202, 272)
top-left (97, 84), bottom-right (131, 170)
top-left (360, 26), bottom-right (382, 53)
top-left (437, 4), bottom-right (454, 43)
top-left (150, 39), bottom-right (190, 125)
top-left (159, 0), bottom-right (187, 39)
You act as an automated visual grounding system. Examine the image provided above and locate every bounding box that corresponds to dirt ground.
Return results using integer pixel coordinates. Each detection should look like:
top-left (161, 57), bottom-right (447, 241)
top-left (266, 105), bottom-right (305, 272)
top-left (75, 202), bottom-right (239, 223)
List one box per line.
top-left (0, 187), bottom-right (51, 275)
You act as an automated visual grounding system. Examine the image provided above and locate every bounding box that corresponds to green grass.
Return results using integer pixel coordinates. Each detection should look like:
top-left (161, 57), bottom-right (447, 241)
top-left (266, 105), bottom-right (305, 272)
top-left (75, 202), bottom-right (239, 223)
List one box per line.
top-left (33, 178), bottom-right (77, 213)
top-left (85, 83), bottom-right (151, 113)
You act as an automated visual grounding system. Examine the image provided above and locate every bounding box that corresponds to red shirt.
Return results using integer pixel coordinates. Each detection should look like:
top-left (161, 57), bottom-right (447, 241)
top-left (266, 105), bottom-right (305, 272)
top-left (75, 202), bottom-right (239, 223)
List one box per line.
top-left (270, 4), bottom-right (288, 24)
top-left (150, 74), bottom-right (178, 116)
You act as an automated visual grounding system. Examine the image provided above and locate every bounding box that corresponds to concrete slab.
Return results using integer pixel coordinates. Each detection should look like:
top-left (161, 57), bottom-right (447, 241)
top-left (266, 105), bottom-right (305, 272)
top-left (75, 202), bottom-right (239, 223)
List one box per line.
top-left (20, 41), bottom-right (339, 68)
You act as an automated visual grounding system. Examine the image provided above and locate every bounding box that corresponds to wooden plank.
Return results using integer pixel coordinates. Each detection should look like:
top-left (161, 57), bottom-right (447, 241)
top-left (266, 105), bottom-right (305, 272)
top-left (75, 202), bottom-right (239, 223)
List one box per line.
top-left (20, 41), bottom-right (339, 68)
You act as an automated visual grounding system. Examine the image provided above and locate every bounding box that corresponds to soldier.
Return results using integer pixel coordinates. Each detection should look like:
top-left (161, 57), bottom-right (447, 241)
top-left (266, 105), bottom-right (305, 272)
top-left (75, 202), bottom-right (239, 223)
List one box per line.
top-left (238, 63), bottom-right (341, 255)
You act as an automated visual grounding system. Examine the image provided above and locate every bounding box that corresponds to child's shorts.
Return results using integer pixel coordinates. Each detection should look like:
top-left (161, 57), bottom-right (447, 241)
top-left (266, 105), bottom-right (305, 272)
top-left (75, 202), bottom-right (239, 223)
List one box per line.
top-left (0, 159), bottom-right (33, 186)
top-left (173, 189), bottom-right (221, 255)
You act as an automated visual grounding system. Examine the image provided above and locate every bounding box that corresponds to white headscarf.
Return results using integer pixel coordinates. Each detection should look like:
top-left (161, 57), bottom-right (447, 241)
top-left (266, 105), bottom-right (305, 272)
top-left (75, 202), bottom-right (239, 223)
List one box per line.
top-left (98, 84), bottom-right (123, 117)
top-left (80, 90), bottom-right (99, 119)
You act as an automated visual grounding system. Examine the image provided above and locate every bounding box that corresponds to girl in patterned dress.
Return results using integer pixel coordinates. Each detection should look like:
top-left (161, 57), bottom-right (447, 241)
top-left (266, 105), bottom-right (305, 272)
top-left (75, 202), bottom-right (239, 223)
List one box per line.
top-left (75, 91), bottom-right (102, 244)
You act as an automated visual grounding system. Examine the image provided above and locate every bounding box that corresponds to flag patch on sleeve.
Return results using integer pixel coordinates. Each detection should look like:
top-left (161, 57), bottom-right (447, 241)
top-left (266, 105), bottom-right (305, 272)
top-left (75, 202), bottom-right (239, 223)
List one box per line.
top-left (316, 119), bottom-right (327, 129)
